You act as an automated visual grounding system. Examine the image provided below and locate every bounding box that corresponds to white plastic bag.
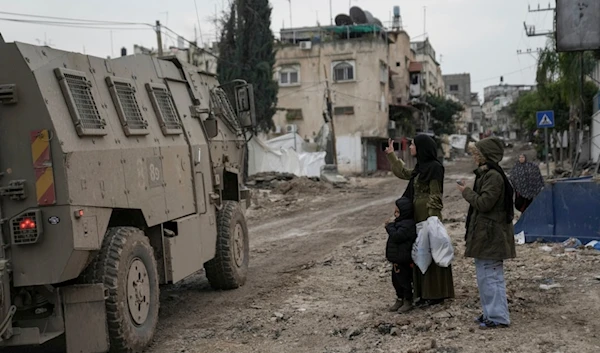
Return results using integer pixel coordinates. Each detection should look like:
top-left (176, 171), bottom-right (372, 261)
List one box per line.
top-left (427, 216), bottom-right (454, 267)
top-left (411, 221), bottom-right (432, 274)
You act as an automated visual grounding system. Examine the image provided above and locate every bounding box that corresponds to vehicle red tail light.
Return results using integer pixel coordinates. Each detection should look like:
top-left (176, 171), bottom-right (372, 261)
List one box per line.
top-left (19, 218), bottom-right (36, 230)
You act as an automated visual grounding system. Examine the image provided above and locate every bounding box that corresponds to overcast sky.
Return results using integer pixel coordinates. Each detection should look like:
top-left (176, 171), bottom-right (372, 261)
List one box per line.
top-left (0, 0), bottom-right (554, 98)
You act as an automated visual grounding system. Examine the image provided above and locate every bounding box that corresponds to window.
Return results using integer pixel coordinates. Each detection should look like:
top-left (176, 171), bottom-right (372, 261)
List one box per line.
top-left (411, 73), bottom-right (420, 85)
top-left (285, 109), bottom-right (303, 121)
top-left (380, 61), bottom-right (388, 84)
top-left (106, 77), bottom-right (149, 136)
top-left (54, 68), bottom-right (107, 137)
top-left (279, 66), bottom-right (300, 86)
top-left (332, 61), bottom-right (355, 82)
top-left (396, 62), bottom-right (401, 67)
top-left (333, 106), bottom-right (354, 115)
top-left (450, 84), bottom-right (459, 91)
top-left (146, 83), bottom-right (182, 136)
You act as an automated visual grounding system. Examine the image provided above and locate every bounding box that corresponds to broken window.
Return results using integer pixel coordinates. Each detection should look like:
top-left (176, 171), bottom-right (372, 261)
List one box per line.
top-left (285, 109), bottom-right (303, 121)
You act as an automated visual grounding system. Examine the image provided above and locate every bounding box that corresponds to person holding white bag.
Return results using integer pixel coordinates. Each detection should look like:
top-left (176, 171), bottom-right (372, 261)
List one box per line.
top-left (385, 135), bottom-right (455, 307)
top-left (457, 137), bottom-right (516, 330)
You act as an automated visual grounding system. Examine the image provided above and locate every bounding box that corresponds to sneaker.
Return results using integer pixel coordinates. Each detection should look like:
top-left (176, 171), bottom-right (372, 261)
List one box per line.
top-left (479, 319), bottom-right (509, 330)
top-left (474, 314), bottom-right (485, 324)
top-left (389, 299), bottom-right (403, 312)
top-left (397, 300), bottom-right (414, 314)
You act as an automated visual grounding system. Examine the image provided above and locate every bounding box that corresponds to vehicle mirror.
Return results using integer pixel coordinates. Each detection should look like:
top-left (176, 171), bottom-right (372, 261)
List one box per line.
top-left (204, 116), bottom-right (219, 138)
top-left (235, 84), bottom-right (256, 128)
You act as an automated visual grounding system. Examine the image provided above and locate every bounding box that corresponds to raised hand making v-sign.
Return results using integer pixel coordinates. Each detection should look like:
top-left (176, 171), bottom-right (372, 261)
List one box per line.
top-left (384, 138), bottom-right (395, 154)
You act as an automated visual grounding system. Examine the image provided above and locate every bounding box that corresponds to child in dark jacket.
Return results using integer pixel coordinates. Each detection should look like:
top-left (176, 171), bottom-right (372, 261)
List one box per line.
top-left (385, 197), bottom-right (417, 313)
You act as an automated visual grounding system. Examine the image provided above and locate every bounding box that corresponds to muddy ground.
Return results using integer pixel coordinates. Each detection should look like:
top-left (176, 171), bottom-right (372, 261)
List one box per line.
top-left (145, 156), bottom-right (600, 353)
top-left (10, 155), bottom-right (600, 353)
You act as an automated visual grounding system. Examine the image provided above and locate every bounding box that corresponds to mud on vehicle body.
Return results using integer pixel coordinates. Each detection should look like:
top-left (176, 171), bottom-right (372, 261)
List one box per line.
top-left (0, 34), bottom-right (255, 352)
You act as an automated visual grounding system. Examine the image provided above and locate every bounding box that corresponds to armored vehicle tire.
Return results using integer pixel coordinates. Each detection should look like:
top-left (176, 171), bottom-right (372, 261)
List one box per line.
top-left (204, 201), bottom-right (250, 290)
top-left (82, 227), bottom-right (159, 353)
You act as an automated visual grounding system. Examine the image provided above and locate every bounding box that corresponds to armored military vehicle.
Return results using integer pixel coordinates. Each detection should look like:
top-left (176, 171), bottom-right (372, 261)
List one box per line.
top-left (0, 34), bottom-right (255, 352)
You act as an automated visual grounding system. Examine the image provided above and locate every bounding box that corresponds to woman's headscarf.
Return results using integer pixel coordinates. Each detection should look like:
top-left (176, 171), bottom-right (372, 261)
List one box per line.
top-left (402, 134), bottom-right (444, 200)
top-left (509, 154), bottom-right (544, 199)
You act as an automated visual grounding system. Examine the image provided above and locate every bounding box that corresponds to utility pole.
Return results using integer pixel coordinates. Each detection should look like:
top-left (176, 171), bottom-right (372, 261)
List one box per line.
top-left (329, 0), bottom-right (333, 25)
top-left (528, 3), bottom-right (555, 12)
top-left (110, 30), bottom-right (114, 58)
top-left (516, 48), bottom-right (543, 55)
top-left (572, 51), bottom-right (586, 177)
top-left (423, 6), bottom-right (427, 38)
top-left (524, 3), bottom-right (555, 37)
top-left (288, 0), bottom-right (293, 29)
top-left (516, 48), bottom-right (543, 61)
top-left (155, 20), bottom-right (163, 56)
top-left (323, 64), bottom-right (338, 166)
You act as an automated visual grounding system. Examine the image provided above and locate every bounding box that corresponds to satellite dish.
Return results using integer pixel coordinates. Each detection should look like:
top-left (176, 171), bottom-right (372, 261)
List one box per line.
top-left (349, 6), bottom-right (367, 24)
top-left (363, 10), bottom-right (375, 24)
top-left (335, 14), bottom-right (353, 26)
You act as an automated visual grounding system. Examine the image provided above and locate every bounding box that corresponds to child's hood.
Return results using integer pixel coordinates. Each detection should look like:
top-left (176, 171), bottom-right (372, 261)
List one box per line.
top-left (395, 197), bottom-right (414, 221)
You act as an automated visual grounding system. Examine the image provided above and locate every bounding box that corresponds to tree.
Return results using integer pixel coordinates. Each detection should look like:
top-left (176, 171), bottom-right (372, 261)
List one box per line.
top-left (536, 36), bottom-right (597, 164)
top-left (217, 0), bottom-right (278, 132)
top-left (217, 2), bottom-right (238, 83)
top-left (426, 95), bottom-right (464, 136)
top-left (510, 80), bottom-right (598, 163)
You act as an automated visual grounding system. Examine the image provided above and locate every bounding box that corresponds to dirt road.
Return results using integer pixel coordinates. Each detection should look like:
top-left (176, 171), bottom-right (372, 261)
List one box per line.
top-left (143, 157), bottom-right (600, 353)
top-left (12, 157), bottom-right (600, 353)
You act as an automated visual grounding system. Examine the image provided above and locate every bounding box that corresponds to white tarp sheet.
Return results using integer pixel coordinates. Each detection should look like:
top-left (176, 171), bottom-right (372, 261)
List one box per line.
top-left (248, 133), bottom-right (326, 178)
top-left (449, 134), bottom-right (468, 150)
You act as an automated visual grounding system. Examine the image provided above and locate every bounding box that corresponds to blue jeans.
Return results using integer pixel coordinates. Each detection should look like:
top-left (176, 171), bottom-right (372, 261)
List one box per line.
top-left (474, 259), bottom-right (510, 325)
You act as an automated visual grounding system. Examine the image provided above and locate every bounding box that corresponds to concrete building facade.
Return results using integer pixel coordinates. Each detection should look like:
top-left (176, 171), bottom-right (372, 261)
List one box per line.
top-left (388, 30), bottom-right (415, 106)
top-left (443, 73), bottom-right (471, 104)
top-left (410, 38), bottom-right (445, 96)
top-left (133, 44), bottom-right (218, 74)
top-left (482, 84), bottom-right (535, 139)
top-left (273, 25), bottom-right (391, 174)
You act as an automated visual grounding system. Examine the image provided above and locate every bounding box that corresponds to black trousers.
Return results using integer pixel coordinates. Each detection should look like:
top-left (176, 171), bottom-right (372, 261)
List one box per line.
top-left (391, 262), bottom-right (413, 300)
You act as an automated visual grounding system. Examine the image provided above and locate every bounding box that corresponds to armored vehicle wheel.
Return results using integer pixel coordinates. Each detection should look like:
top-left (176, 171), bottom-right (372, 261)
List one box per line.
top-left (204, 201), bottom-right (249, 290)
top-left (83, 227), bottom-right (159, 353)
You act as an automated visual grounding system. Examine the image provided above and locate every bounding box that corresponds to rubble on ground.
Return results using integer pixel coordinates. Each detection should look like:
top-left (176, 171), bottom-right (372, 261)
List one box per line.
top-left (247, 172), bottom-right (300, 189)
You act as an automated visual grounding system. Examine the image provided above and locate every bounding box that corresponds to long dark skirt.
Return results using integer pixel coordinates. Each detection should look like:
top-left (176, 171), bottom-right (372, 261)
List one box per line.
top-left (413, 263), bottom-right (455, 300)
top-left (515, 193), bottom-right (533, 212)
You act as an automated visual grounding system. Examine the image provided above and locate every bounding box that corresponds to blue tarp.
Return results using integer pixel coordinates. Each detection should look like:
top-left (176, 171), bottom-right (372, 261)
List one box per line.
top-left (514, 176), bottom-right (600, 243)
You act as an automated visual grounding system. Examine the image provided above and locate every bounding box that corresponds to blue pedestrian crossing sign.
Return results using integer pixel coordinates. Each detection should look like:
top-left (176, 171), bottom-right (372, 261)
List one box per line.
top-left (536, 110), bottom-right (555, 128)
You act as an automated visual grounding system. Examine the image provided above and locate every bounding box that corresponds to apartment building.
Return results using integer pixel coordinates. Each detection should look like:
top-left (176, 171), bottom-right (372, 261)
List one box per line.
top-left (273, 24), bottom-right (392, 173)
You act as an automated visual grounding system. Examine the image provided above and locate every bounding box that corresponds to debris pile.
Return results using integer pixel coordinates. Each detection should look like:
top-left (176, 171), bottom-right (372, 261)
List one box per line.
top-left (247, 172), bottom-right (298, 189)
top-left (273, 177), bottom-right (334, 196)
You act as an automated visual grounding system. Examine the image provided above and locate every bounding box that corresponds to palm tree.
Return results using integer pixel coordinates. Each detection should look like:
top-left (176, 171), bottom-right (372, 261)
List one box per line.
top-left (536, 36), bottom-right (596, 166)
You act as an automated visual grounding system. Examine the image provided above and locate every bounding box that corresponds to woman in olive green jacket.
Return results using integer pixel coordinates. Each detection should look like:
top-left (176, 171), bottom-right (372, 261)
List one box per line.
top-left (385, 135), bottom-right (455, 308)
top-left (458, 137), bottom-right (516, 329)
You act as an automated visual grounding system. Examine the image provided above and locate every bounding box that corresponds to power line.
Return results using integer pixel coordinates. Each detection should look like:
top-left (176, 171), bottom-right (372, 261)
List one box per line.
top-left (472, 65), bottom-right (537, 84)
top-left (0, 10), bottom-right (147, 26)
top-left (193, 0), bottom-right (204, 45)
top-left (0, 17), bottom-right (152, 30)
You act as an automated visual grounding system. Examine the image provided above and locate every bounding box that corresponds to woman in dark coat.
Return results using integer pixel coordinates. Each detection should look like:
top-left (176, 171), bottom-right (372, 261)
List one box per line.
top-left (385, 135), bottom-right (455, 307)
top-left (509, 154), bottom-right (544, 212)
top-left (458, 137), bottom-right (516, 329)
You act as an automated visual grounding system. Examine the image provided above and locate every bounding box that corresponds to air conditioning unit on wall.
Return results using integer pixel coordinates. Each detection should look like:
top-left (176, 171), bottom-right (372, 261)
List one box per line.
top-left (299, 41), bottom-right (312, 50)
top-left (285, 124), bottom-right (298, 133)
